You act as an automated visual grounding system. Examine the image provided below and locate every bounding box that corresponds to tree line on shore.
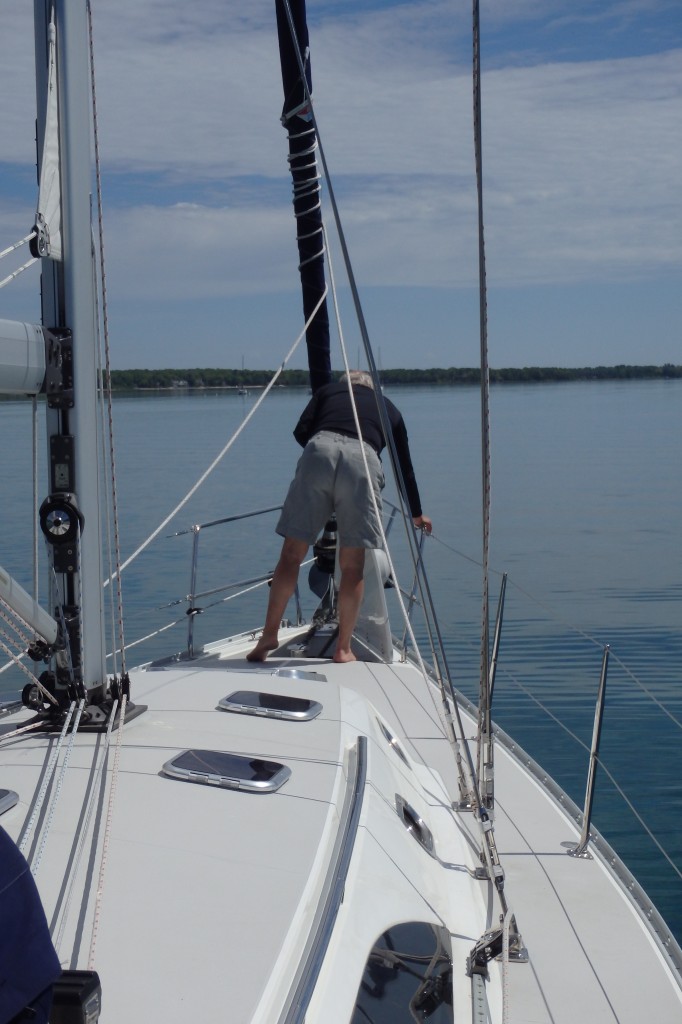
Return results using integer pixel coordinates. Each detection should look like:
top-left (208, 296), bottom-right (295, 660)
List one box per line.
top-left (107, 364), bottom-right (682, 390)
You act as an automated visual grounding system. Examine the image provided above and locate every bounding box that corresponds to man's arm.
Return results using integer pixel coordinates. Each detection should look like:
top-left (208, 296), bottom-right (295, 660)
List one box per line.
top-left (389, 410), bottom-right (432, 532)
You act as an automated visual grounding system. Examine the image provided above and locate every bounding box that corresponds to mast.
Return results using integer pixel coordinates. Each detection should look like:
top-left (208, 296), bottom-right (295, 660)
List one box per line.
top-left (275, 0), bottom-right (331, 393)
top-left (34, 0), bottom-right (106, 695)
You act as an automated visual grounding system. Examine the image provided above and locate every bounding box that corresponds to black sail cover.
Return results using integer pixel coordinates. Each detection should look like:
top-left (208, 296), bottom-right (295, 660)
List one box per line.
top-left (275, 0), bottom-right (332, 393)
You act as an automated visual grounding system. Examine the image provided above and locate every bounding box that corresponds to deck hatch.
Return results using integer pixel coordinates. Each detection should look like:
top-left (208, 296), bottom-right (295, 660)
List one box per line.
top-left (377, 718), bottom-right (411, 767)
top-left (396, 794), bottom-right (435, 855)
top-left (272, 667), bottom-right (327, 682)
top-left (161, 749), bottom-right (290, 792)
top-left (218, 690), bottom-right (322, 721)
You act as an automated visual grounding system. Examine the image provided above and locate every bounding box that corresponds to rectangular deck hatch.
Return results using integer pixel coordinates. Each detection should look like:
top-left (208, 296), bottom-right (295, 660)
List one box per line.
top-left (218, 690), bottom-right (322, 721)
top-left (161, 749), bottom-right (290, 792)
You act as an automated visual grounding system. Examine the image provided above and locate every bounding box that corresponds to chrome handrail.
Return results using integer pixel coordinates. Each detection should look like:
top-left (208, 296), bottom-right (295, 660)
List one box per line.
top-left (178, 504), bottom-right (283, 658)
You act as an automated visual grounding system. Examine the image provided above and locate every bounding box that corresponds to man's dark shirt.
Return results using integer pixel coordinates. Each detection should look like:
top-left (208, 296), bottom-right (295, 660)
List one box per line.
top-left (293, 382), bottom-right (423, 518)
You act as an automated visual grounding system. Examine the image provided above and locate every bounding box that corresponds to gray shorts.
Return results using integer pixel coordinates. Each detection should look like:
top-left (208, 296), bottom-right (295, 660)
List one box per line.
top-left (276, 430), bottom-right (385, 548)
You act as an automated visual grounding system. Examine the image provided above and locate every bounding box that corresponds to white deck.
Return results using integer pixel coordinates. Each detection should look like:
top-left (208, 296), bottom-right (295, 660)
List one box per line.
top-left (2, 630), bottom-right (681, 1022)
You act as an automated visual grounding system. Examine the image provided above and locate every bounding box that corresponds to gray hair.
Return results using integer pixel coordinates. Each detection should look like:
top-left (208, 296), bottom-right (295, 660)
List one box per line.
top-left (341, 370), bottom-right (374, 390)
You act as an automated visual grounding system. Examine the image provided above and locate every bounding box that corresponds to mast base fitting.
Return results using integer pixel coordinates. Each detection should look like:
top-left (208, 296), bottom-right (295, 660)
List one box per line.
top-left (26, 638), bottom-right (54, 662)
top-left (110, 674), bottom-right (131, 702)
top-left (22, 681), bottom-right (51, 712)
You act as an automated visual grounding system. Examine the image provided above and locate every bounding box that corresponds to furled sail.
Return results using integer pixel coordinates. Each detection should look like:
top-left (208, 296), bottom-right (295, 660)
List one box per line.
top-left (31, 18), bottom-right (62, 261)
top-left (275, 0), bottom-right (331, 393)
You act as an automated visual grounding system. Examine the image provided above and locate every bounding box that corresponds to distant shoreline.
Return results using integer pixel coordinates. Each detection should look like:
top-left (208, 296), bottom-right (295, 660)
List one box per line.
top-left (106, 365), bottom-right (682, 390)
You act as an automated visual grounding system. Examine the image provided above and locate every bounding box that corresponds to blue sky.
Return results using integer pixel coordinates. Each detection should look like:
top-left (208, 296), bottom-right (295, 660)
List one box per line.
top-left (1, 0), bottom-right (680, 370)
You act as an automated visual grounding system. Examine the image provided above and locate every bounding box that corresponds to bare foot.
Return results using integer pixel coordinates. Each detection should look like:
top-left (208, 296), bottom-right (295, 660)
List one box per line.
top-left (247, 639), bottom-right (278, 662)
top-left (333, 649), bottom-right (357, 664)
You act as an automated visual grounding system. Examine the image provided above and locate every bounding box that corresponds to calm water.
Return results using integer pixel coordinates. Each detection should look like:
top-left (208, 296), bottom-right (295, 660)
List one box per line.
top-left (1, 380), bottom-right (681, 941)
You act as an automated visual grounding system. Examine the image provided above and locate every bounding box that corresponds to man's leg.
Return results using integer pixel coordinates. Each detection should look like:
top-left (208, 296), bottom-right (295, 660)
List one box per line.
top-left (334, 547), bottom-right (366, 663)
top-left (247, 537), bottom-right (309, 661)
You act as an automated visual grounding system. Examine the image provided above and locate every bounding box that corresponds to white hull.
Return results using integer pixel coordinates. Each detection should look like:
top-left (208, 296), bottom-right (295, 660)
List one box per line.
top-left (3, 627), bottom-right (681, 1021)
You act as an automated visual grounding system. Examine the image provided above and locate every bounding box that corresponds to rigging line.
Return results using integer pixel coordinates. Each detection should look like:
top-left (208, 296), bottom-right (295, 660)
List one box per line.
top-left (432, 532), bottom-right (682, 733)
top-left (0, 637), bottom-right (58, 705)
top-left (0, 602), bottom-right (32, 646)
top-left (52, 704), bottom-right (118, 954)
top-left (473, 0), bottom-right (494, 798)
top-left (105, 292), bottom-right (326, 584)
top-left (112, 566), bottom-right (296, 658)
top-left (0, 634), bottom-right (33, 668)
top-left (607, 651), bottom-right (682, 731)
top-left (185, 573), bottom-right (280, 612)
top-left (324, 232), bottom-right (475, 803)
top-left (0, 257), bottom-right (38, 290)
top-left (93, 241), bottom-right (120, 677)
top-left (50, 567), bottom-right (78, 693)
top-left (495, 661), bottom-right (682, 881)
top-left (31, 698), bottom-right (86, 877)
top-left (502, 905), bottom-right (513, 1024)
top-left (595, 756), bottom-right (682, 883)
top-left (98, 338), bottom-right (119, 676)
top-left (33, 397), bottom-right (40, 602)
top-left (88, 694), bottom-right (126, 970)
top-left (282, 0), bottom-right (480, 805)
top-left (0, 719), bottom-right (47, 742)
top-left (0, 232), bottom-right (36, 260)
top-left (280, 2), bottom-right (467, 746)
top-left (0, 594), bottom-right (54, 650)
top-left (18, 701), bottom-right (77, 856)
top-left (88, 0), bottom-right (126, 675)
top-left (108, 615), bottom-right (185, 658)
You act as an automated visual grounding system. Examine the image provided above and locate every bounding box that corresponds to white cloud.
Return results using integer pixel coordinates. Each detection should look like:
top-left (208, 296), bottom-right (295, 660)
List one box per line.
top-left (1, 1), bottom-right (680, 366)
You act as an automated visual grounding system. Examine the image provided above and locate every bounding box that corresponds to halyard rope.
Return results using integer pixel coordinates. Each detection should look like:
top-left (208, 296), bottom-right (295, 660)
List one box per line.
top-left (323, 228), bottom-right (476, 802)
top-left (0, 597), bottom-right (58, 705)
top-left (281, 0), bottom-right (477, 806)
top-left (18, 701), bottom-right (77, 857)
top-left (88, 0), bottom-right (127, 674)
top-left (53, 700), bottom-right (119, 953)
top-left (0, 258), bottom-right (38, 290)
top-left (0, 637), bottom-right (52, 697)
top-left (88, 694), bottom-right (126, 970)
top-left (0, 234), bottom-right (38, 289)
top-left (31, 698), bottom-right (86, 876)
top-left (0, 719), bottom-right (47, 742)
top-left (502, 906), bottom-right (513, 1024)
top-left (0, 233), bottom-right (36, 260)
top-left (472, 0), bottom-right (494, 798)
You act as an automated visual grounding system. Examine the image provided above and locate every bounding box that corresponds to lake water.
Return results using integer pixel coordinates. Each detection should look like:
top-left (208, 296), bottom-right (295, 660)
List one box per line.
top-left (1, 379), bottom-right (681, 942)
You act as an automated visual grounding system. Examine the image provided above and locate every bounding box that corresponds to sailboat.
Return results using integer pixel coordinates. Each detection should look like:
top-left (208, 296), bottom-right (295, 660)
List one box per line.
top-left (1, 2), bottom-right (681, 1023)
top-left (239, 356), bottom-right (248, 395)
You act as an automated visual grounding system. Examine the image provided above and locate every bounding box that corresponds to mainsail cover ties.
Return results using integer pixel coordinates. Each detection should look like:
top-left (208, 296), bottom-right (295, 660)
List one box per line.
top-left (276, 0), bottom-right (331, 393)
top-left (31, 18), bottom-right (62, 261)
